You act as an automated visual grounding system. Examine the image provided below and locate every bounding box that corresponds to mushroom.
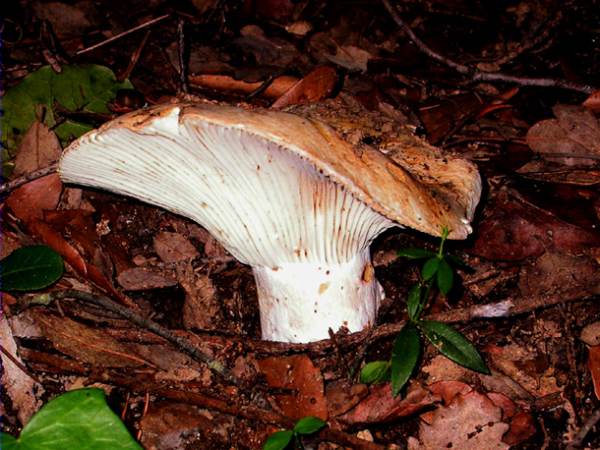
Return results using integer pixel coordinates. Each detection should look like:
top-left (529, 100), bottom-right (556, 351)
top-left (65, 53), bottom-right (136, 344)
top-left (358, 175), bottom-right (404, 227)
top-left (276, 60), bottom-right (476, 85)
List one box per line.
top-left (59, 101), bottom-right (481, 343)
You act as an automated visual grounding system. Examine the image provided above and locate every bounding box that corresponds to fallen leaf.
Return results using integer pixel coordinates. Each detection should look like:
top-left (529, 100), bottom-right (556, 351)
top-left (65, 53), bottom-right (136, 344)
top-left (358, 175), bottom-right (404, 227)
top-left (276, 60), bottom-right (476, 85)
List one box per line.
top-left (189, 74), bottom-right (298, 99)
top-left (32, 1), bottom-right (95, 37)
top-left (339, 383), bottom-right (437, 424)
top-left (327, 45), bottom-right (373, 72)
top-left (176, 262), bottom-right (222, 330)
top-left (485, 344), bottom-right (562, 398)
top-left (526, 105), bottom-right (600, 166)
top-left (408, 390), bottom-right (510, 450)
top-left (13, 121), bottom-right (62, 176)
top-left (581, 322), bottom-right (600, 346)
top-left (503, 411), bottom-right (536, 445)
top-left (154, 232), bottom-right (199, 263)
top-left (470, 190), bottom-right (600, 260)
top-left (0, 315), bottom-right (44, 424)
top-left (518, 251), bottom-right (600, 298)
top-left (427, 380), bottom-right (472, 404)
top-left (582, 90), bottom-right (600, 113)
top-left (6, 174), bottom-right (62, 223)
top-left (325, 380), bottom-right (369, 417)
top-left (139, 402), bottom-right (235, 450)
top-left (257, 355), bottom-right (327, 420)
top-left (272, 66), bottom-right (337, 109)
top-left (117, 266), bottom-right (178, 290)
top-left (588, 345), bottom-right (600, 400)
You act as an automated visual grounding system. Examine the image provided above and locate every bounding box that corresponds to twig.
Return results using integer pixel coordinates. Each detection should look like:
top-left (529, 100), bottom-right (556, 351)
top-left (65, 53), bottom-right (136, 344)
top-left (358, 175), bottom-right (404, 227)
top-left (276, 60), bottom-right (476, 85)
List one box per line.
top-left (29, 289), bottom-right (240, 386)
top-left (567, 408), bottom-right (600, 449)
top-left (0, 163), bottom-right (58, 195)
top-left (0, 343), bottom-right (43, 384)
top-left (177, 18), bottom-right (189, 95)
top-left (75, 14), bottom-right (170, 56)
top-left (381, 0), bottom-right (595, 94)
top-left (118, 30), bottom-right (151, 82)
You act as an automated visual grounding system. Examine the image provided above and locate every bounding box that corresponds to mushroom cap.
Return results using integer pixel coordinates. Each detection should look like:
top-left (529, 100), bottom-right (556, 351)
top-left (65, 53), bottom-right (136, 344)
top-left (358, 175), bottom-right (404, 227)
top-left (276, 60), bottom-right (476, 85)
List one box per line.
top-left (60, 102), bottom-right (480, 240)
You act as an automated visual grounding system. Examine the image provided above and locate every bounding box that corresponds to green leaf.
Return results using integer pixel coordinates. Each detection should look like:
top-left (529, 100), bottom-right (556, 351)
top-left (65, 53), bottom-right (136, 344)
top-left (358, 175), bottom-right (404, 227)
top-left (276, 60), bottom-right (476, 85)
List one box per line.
top-left (407, 284), bottom-right (423, 321)
top-left (1, 433), bottom-right (18, 449)
top-left (2, 64), bottom-right (132, 151)
top-left (263, 430), bottom-right (294, 450)
top-left (421, 257), bottom-right (440, 280)
top-left (397, 248), bottom-right (436, 259)
top-left (0, 245), bottom-right (64, 291)
top-left (391, 323), bottom-right (421, 397)
top-left (436, 259), bottom-right (454, 295)
top-left (4, 388), bottom-right (142, 450)
top-left (419, 321), bottom-right (490, 374)
top-left (445, 254), bottom-right (471, 270)
top-left (293, 416), bottom-right (326, 435)
top-left (360, 360), bottom-right (390, 384)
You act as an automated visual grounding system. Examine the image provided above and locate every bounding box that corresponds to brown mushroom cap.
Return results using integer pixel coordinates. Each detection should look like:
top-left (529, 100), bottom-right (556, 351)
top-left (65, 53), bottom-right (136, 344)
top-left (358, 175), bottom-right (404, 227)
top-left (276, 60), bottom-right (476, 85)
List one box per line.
top-left (64, 101), bottom-right (480, 240)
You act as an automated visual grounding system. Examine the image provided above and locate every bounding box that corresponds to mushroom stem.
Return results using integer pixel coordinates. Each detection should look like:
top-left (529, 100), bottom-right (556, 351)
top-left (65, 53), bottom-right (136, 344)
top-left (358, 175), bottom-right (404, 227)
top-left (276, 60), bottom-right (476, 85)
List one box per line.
top-left (253, 249), bottom-right (382, 343)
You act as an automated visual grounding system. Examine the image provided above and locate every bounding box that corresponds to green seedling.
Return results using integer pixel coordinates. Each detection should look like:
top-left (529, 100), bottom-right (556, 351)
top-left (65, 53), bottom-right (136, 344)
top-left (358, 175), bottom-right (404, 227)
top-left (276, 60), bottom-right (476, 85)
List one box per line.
top-left (263, 416), bottom-right (326, 450)
top-left (361, 227), bottom-right (489, 397)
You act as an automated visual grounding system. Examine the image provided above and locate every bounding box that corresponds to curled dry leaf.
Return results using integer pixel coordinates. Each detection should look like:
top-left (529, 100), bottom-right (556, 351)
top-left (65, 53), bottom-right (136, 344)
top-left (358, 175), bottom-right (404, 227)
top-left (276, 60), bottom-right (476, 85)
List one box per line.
top-left (582, 90), bottom-right (600, 113)
top-left (189, 74), bottom-right (298, 99)
top-left (581, 321), bottom-right (600, 346)
top-left (257, 354), bottom-right (327, 421)
top-left (271, 66), bottom-right (338, 109)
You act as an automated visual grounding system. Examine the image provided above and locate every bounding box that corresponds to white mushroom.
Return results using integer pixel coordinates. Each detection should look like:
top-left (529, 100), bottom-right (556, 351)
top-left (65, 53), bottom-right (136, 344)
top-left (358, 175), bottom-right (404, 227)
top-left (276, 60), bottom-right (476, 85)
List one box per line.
top-left (59, 101), bottom-right (481, 343)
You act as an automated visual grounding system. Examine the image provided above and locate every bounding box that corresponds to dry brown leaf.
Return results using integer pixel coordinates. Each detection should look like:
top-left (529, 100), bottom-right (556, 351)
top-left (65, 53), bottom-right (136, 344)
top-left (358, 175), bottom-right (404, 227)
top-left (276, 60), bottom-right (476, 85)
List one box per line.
top-left (326, 380), bottom-right (369, 417)
top-left (189, 74), bottom-right (298, 99)
top-left (257, 354), bottom-right (327, 420)
top-left (526, 105), bottom-right (600, 166)
top-left (176, 262), bottom-right (222, 330)
top-left (117, 266), bottom-right (178, 290)
top-left (327, 45), bottom-right (373, 72)
top-left (13, 121), bottom-right (62, 177)
top-left (486, 344), bottom-right (562, 398)
top-left (0, 315), bottom-right (43, 424)
top-left (582, 90), bottom-right (600, 113)
top-left (588, 345), bottom-right (600, 400)
top-left (271, 66), bottom-right (337, 109)
top-left (339, 383), bottom-right (437, 425)
top-left (154, 232), bottom-right (200, 263)
top-left (408, 391), bottom-right (510, 450)
top-left (139, 403), bottom-right (235, 450)
top-left (6, 174), bottom-right (62, 223)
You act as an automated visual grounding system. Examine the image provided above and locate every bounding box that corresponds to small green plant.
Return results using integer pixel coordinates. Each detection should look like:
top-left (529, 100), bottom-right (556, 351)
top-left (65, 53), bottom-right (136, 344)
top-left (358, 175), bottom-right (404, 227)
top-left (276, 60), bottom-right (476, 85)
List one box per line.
top-left (263, 416), bottom-right (326, 450)
top-left (1, 388), bottom-right (142, 449)
top-left (0, 245), bottom-right (64, 291)
top-left (360, 227), bottom-right (489, 396)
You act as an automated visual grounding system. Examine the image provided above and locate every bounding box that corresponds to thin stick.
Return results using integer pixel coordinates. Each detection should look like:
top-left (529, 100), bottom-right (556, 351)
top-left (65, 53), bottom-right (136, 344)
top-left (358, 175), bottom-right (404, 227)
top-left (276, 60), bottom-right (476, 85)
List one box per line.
top-left (177, 18), bottom-right (189, 94)
top-left (118, 30), bottom-right (151, 82)
top-left (0, 163), bottom-right (58, 195)
top-left (76, 14), bottom-right (170, 56)
top-left (381, 0), bottom-right (595, 94)
top-left (567, 408), bottom-right (600, 449)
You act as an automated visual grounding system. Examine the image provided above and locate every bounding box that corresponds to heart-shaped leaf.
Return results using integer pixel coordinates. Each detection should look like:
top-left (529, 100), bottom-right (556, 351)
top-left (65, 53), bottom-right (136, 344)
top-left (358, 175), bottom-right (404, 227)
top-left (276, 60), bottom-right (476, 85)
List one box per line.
top-left (1, 388), bottom-right (141, 450)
